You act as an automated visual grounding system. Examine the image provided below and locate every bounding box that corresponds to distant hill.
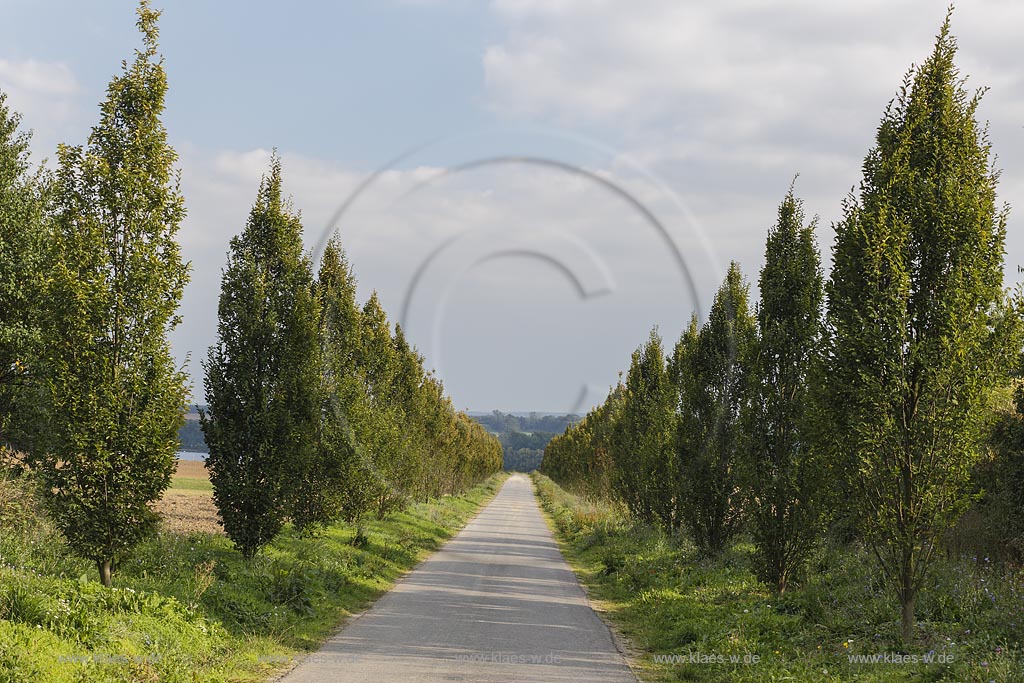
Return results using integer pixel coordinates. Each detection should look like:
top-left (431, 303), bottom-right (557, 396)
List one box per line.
top-left (470, 411), bottom-right (581, 473)
top-left (178, 410), bottom-right (207, 453)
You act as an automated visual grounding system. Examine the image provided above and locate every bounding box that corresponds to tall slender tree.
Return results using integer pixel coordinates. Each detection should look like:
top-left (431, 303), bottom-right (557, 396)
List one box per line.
top-left (677, 263), bottom-right (755, 557)
top-left (357, 292), bottom-right (407, 517)
top-left (32, 2), bottom-right (189, 585)
top-left (0, 91), bottom-right (48, 451)
top-left (201, 154), bottom-right (319, 557)
top-left (827, 14), bottom-right (1021, 642)
top-left (391, 324), bottom-right (427, 500)
top-left (611, 329), bottom-right (675, 528)
top-left (741, 187), bottom-right (826, 593)
top-left (314, 236), bottom-right (370, 522)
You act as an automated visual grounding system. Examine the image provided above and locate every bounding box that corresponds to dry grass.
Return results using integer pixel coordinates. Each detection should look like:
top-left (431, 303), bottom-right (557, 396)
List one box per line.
top-left (173, 459), bottom-right (209, 480)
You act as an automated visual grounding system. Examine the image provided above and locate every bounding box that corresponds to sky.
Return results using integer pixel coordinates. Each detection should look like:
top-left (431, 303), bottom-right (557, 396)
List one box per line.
top-left (2, 0), bottom-right (1022, 414)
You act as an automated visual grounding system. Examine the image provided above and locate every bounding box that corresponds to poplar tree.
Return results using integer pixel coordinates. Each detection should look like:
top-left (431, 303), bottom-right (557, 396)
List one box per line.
top-left (0, 92), bottom-right (48, 448)
top-left (32, 2), bottom-right (189, 585)
top-left (358, 293), bottom-right (406, 516)
top-left (419, 372), bottom-right (458, 498)
top-left (676, 263), bottom-right (755, 556)
top-left (611, 329), bottom-right (675, 528)
top-left (201, 154), bottom-right (319, 557)
top-left (741, 188), bottom-right (826, 593)
top-left (391, 325), bottom-right (427, 499)
top-left (314, 236), bottom-right (369, 522)
top-left (827, 15), bottom-right (1021, 641)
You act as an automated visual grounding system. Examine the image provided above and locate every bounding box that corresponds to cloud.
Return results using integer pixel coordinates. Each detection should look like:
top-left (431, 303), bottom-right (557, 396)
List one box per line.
top-left (483, 1), bottom-right (1024, 128)
top-left (0, 59), bottom-right (77, 95)
top-left (171, 143), bottom-right (716, 411)
top-left (0, 58), bottom-right (82, 151)
top-left (480, 0), bottom-right (1024, 295)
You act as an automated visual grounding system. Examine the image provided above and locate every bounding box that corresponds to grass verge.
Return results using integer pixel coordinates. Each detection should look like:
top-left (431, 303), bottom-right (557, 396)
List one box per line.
top-left (532, 472), bottom-right (1023, 683)
top-left (0, 467), bottom-right (507, 682)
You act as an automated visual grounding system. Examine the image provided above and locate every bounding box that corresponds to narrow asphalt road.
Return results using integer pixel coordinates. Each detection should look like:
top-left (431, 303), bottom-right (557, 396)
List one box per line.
top-left (281, 473), bottom-right (636, 683)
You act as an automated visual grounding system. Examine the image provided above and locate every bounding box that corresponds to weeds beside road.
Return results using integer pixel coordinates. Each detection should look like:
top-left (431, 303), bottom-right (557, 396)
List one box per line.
top-left (532, 473), bottom-right (1023, 683)
top-left (0, 467), bottom-right (506, 682)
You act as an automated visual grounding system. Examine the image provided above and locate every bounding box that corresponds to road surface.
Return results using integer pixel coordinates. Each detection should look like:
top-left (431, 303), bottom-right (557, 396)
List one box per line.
top-left (281, 473), bottom-right (636, 683)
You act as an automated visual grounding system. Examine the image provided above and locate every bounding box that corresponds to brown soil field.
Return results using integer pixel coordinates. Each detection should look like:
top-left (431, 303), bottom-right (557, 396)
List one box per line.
top-left (155, 459), bottom-right (222, 535)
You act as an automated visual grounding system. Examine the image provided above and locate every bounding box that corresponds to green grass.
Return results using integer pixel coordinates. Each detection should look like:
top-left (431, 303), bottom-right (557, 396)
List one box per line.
top-left (168, 475), bottom-right (213, 493)
top-left (532, 472), bottom-right (1024, 683)
top-left (0, 470), bottom-right (507, 682)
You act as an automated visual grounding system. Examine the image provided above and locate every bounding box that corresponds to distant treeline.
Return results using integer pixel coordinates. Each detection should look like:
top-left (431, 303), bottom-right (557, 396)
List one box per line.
top-left (472, 411), bottom-right (580, 472)
top-left (178, 409), bottom-right (581, 474)
top-left (177, 412), bottom-right (207, 453)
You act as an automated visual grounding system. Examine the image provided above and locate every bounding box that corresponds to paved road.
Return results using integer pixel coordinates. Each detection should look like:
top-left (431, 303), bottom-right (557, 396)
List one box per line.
top-left (281, 474), bottom-right (636, 683)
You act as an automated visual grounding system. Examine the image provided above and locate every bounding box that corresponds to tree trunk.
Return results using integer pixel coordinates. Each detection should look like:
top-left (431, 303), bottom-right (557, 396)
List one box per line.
top-left (97, 558), bottom-right (112, 587)
top-left (900, 592), bottom-right (915, 644)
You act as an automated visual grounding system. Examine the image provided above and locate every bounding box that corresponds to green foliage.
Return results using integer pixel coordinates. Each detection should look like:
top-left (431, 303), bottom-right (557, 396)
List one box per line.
top-left (203, 166), bottom-right (502, 550)
top-left (476, 412), bottom-right (580, 472)
top-left (354, 293), bottom-right (414, 517)
top-left (541, 382), bottom-right (622, 499)
top-left (612, 329), bottom-right (677, 528)
top-left (0, 91), bottom-right (48, 449)
top-left (826, 13), bottom-right (1022, 642)
top-left (968, 383), bottom-right (1024, 562)
top-left (474, 411), bottom-right (580, 436)
top-left (740, 188), bottom-right (828, 593)
top-left (201, 154), bottom-right (319, 557)
top-left (29, 1), bottom-right (189, 586)
top-left (676, 263), bottom-right (756, 557)
top-left (539, 21), bottom-right (1023, 655)
top-left (311, 237), bottom-right (367, 524)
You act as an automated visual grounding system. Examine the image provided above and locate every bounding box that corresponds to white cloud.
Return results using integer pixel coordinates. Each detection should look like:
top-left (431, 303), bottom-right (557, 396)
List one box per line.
top-left (0, 58), bottom-right (82, 152)
top-left (480, 0), bottom-right (1024, 297)
top-left (0, 58), bottom-right (78, 96)
top-left (171, 144), bottom-right (715, 411)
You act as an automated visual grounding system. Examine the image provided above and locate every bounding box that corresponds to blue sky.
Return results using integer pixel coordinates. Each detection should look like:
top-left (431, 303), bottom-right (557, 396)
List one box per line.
top-left (1, 1), bottom-right (504, 161)
top-left (2, 0), bottom-right (1022, 413)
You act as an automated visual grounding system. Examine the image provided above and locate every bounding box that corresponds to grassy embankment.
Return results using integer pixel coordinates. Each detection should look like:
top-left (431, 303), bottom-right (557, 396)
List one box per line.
top-left (0, 462), bottom-right (506, 682)
top-left (532, 472), bottom-right (1023, 683)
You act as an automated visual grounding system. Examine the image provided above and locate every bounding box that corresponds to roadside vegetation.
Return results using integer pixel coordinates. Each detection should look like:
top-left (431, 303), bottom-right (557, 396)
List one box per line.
top-left (534, 473), bottom-right (1023, 682)
top-left (0, 464), bottom-right (505, 682)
